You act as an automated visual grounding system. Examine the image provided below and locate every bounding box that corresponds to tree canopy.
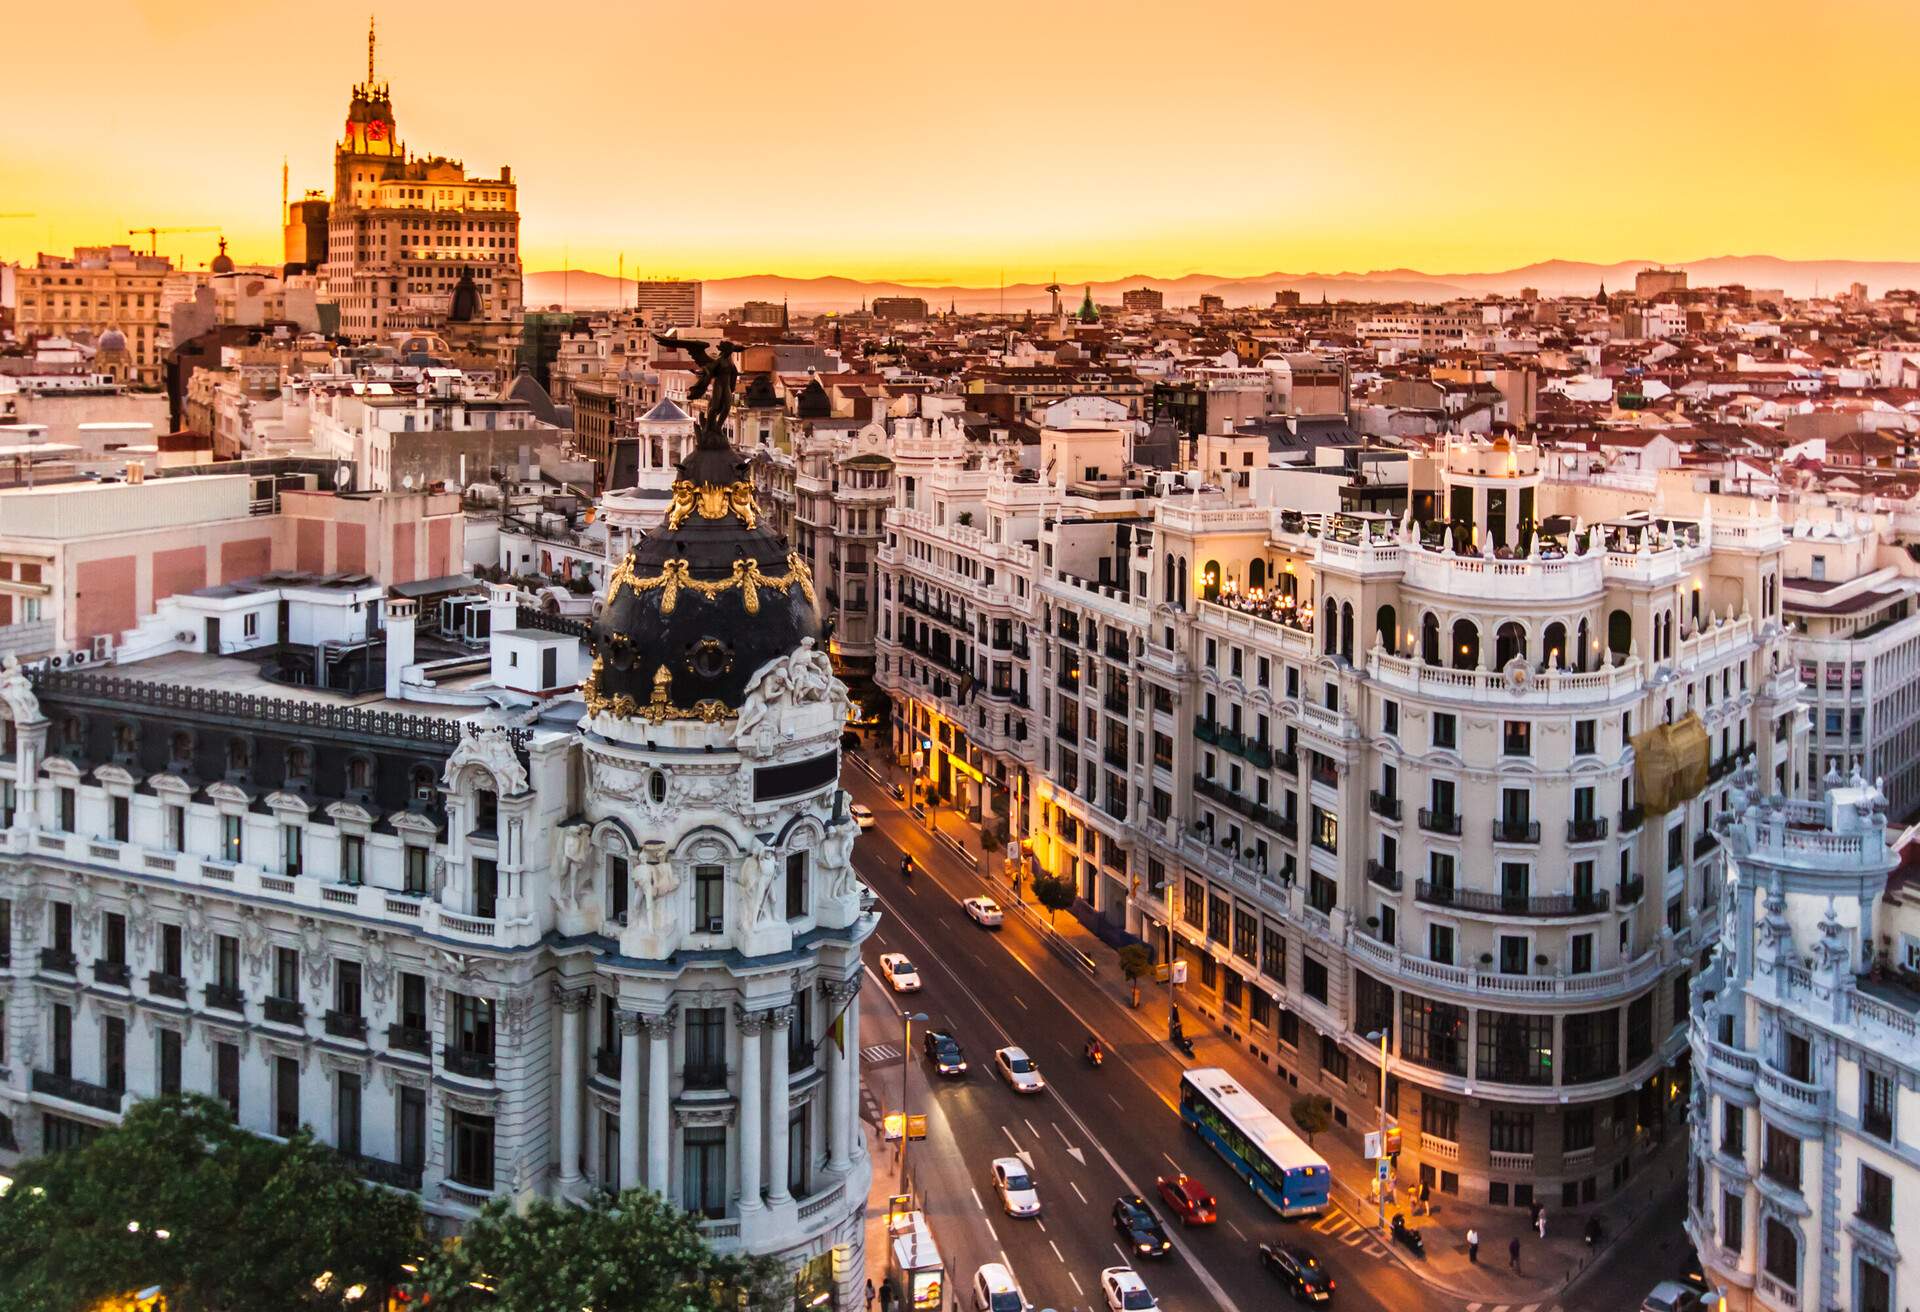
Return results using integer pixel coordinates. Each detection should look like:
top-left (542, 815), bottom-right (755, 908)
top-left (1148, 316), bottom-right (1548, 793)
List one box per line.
top-left (0, 1094), bottom-right (422, 1312)
top-left (408, 1188), bottom-right (787, 1312)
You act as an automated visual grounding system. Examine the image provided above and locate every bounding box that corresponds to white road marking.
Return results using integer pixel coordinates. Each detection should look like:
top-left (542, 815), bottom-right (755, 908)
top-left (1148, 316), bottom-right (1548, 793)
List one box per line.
top-left (1465, 1304), bottom-right (1482, 1312)
top-left (1163, 1153), bottom-right (1182, 1173)
top-left (971, 1186), bottom-right (984, 1212)
top-left (1071, 1180), bottom-right (1088, 1205)
top-left (1024, 1119), bottom-right (1040, 1138)
top-left (1002, 1125), bottom-right (1022, 1152)
top-left (1036, 1219), bottom-right (1046, 1232)
top-left (1049, 1239), bottom-right (1066, 1264)
top-left (1012, 993), bottom-right (1029, 1010)
top-left (1518, 1305), bottom-right (1540, 1312)
top-left (1108, 1093), bottom-right (1124, 1110)
top-left (1227, 1220), bottom-right (1247, 1241)
top-left (1113, 1242), bottom-right (1128, 1260)
top-left (984, 1219), bottom-right (997, 1243)
top-left (1068, 1271), bottom-right (1083, 1296)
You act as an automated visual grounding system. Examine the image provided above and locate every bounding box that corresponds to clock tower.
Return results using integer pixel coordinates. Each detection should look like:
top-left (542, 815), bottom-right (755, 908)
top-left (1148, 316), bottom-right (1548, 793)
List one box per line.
top-left (334, 16), bottom-right (403, 206)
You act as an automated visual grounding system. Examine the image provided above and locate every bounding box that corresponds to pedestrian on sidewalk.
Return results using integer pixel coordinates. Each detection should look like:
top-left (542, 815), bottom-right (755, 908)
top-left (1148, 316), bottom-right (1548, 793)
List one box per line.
top-left (1467, 1227), bottom-right (1480, 1263)
top-left (1535, 1208), bottom-right (1547, 1240)
top-left (864, 1279), bottom-right (875, 1310)
top-left (1508, 1236), bottom-right (1522, 1273)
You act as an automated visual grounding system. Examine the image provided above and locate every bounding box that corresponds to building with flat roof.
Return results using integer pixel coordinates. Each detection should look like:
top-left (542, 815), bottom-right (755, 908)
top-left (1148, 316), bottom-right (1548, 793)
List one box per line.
top-left (630, 280), bottom-right (704, 328)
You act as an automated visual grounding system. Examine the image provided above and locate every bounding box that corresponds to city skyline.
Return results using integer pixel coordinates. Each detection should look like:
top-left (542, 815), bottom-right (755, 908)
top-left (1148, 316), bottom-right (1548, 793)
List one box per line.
top-left (7, 0), bottom-right (1920, 283)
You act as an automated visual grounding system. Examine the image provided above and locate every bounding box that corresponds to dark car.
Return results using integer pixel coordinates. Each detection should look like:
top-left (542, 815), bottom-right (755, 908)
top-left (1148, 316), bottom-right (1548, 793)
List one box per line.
top-left (1111, 1195), bottom-right (1173, 1259)
top-left (922, 1029), bottom-right (968, 1076)
top-left (1260, 1242), bottom-right (1334, 1303)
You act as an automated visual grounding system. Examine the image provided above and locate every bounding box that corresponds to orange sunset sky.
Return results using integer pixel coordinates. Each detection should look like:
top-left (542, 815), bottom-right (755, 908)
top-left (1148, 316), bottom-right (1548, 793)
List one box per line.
top-left (4, 0), bottom-right (1917, 283)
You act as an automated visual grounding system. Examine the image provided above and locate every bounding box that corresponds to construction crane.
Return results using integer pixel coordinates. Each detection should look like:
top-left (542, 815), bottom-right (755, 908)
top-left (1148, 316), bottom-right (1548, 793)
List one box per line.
top-left (127, 226), bottom-right (219, 257)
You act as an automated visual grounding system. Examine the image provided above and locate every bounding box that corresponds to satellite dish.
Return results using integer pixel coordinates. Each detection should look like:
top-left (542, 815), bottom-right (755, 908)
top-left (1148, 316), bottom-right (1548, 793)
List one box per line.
top-left (335, 461), bottom-right (352, 490)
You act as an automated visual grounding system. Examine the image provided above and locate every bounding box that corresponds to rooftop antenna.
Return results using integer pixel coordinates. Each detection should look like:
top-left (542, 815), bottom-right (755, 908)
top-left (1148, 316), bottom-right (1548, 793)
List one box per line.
top-left (368, 14), bottom-right (376, 86)
top-left (281, 157), bottom-right (288, 222)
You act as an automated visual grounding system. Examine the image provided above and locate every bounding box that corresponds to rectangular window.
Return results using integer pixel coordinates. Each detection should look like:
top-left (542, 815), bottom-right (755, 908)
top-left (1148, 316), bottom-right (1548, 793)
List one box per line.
top-left (1423, 1093), bottom-right (1460, 1142)
top-left (102, 1015), bottom-right (126, 1092)
top-left (1721, 1103), bottom-right (1745, 1156)
top-left (785, 852), bottom-right (809, 920)
top-left (398, 1086), bottom-right (426, 1171)
top-left (103, 911), bottom-right (126, 965)
top-left (282, 825), bottom-right (303, 876)
top-left (335, 1071), bottom-right (362, 1157)
top-left (1763, 1123), bottom-right (1801, 1189)
top-left (275, 1055), bottom-right (300, 1137)
top-left (1498, 934), bottom-right (1529, 976)
top-left (1571, 933), bottom-right (1593, 975)
top-left (158, 1028), bottom-right (182, 1096)
top-left (401, 973), bottom-right (428, 1031)
top-left (58, 787), bottom-right (75, 832)
top-left (606, 855), bottom-right (629, 924)
top-left (1563, 1009), bottom-right (1619, 1083)
top-left (1207, 894), bottom-right (1229, 943)
top-left (1233, 909), bottom-right (1258, 962)
top-left (1858, 1164), bottom-right (1893, 1229)
top-left (685, 1008), bottom-right (726, 1084)
top-left (1477, 1011), bottom-right (1553, 1085)
top-left (216, 1041), bottom-right (240, 1117)
top-left (1302, 954), bottom-right (1328, 1003)
top-left (1383, 700), bottom-right (1399, 736)
top-left (1722, 1190), bottom-right (1743, 1255)
top-left (1261, 925), bottom-right (1286, 982)
top-left (216, 934), bottom-right (240, 990)
top-left (1860, 1259), bottom-right (1891, 1312)
top-left (1502, 720), bottom-right (1531, 756)
top-left (274, 945), bottom-right (299, 1002)
top-left (454, 994), bottom-right (496, 1059)
top-left (473, 859), bottom-right (498, 918)
top-left (1863, 1068), bottom-right (1894, 1140)
top-left (1575, 719), bottom-right (1595, 755)
top-left (111, 795), bottom-right (129, 842)
top-left (220, 813), bottom-right (242, 863)
top-left (683, 1126), bottom-right (726, 1217)
top-left (1763, 1216), bottom-right (1797, 1285)
top-left (165, 804), bottom-right (184, 853)
top-left (695, 865), bottom-right (724, 932)
top-left (1489, 1109), bottom-right (1534, 1154)
top-left (1563, 1107), bottom-right (1595, 1153)
top-left (1319, 1033), bottom-right (1348, 1082)
top-left (334, 961), bottom-right (363, 1019)
top-left (1400, 994), bottom-right (1467, 1075)
top-left (341, 835), bottom-right (365, 885)
top-left (404, 846), bottom-right (429, 895)
top-left (1428, 922), bottom-right (1455, 966)
top-left (1432, 713), bottom-right (1456, 750)
top-left (450, 1111), bottom-right (495, 1190)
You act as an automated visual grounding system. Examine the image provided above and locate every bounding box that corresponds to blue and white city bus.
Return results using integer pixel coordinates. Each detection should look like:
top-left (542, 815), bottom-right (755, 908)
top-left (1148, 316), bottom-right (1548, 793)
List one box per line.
top-left (1178, 1067), bottom-right (1331, 1217)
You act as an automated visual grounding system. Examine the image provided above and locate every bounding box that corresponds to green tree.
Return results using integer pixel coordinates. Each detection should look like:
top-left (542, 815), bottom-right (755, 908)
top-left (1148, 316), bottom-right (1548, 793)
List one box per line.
top-left (1117, 944), bottom-right (1153, 1008)
top-left (1290, 1094), bottom-right (1333, 1145)
top-left (0, 1093), bottom-right (422, 1312)
top-left (410, 1189), bottom-right (785, 1312)
top-left (1033, 875), bottom-right (1076, 926)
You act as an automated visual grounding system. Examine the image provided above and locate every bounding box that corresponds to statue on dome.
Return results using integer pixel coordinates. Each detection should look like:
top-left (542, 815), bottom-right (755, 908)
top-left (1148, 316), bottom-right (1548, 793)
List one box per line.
top-left (658, 331), bottom-right (745, 442)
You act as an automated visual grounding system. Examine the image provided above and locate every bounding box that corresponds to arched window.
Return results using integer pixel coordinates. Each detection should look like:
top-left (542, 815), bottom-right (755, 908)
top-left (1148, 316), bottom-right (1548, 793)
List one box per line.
top-left (1608, 609), bottom-right (1632, 659)
top-left (1543, 621), bottom-right (1568, 670)
top-left (347, 755), bottom-right (373, 793)
top-left (1247, 559), bottom-right (1266, 592)
top-left (1451, 619), bottom-right (1480, 670)
top-left (1339, 602), bottom-right (1355, 661)
top-left (286, 744), bottom-right (313, 781)
top-left (1324, 602), bottom-right (1339, 655)
top-left (1375, 605), bottom-right (1397, 653)
top-left (1421, 613), bottom-right (1441, 666)
top-left (1201, 560), bottom-right (1222, 603)
top-left (1164, 553), bottom-right (1175, 603)
top-left (226, 737), bottom-right (251, 775)
top-left (1176, 557), bottom-right (1188, 608)
top-left (1575, 619), bottom-right (1590, 672)
top-left (1495, 621), bottom-right (1527, 668)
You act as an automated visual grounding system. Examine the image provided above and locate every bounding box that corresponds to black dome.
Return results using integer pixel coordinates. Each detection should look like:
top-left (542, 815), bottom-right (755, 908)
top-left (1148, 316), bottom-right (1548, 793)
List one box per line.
top-left (584, 439), bottom-right (818, 721)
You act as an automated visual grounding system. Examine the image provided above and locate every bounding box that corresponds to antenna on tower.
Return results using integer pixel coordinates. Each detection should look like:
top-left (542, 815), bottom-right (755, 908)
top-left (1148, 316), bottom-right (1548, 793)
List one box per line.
top-left (368, 14), bottom-right (377, 86)
top-left (282, 157), bottom-right (289, 221)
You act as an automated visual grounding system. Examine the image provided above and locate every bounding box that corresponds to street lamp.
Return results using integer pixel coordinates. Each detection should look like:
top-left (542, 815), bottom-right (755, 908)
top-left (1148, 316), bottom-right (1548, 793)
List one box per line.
top-left (901, 1010), bottom-right (929, 1195)
top-left (1366, 1027), bottom-right (1389, 1233)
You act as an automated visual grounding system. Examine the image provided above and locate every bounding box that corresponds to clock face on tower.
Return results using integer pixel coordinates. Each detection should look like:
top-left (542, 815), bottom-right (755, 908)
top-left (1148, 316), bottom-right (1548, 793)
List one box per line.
top-left (367, 118), bottom-right (387, 141)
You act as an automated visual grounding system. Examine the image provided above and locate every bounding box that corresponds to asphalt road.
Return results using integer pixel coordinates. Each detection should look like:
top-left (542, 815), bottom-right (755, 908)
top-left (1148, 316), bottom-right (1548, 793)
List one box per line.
top-left (847, 767), bottom-right (1434, 1312)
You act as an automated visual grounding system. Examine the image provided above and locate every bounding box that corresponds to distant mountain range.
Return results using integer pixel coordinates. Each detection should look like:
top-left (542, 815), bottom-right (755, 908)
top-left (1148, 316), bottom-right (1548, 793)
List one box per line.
top-left (524, 257), bottom-right (1920, 315)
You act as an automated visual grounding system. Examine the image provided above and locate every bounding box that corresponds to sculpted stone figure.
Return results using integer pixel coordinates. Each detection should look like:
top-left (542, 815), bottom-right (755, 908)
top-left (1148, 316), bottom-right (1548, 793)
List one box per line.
top-left (736, 838), bottom-right (779, 928)
top-left (555, 824), bottom-right (594, 912)
top-left (638, 841), bottom-right (679, 932)
top-left (821, 818), bottom-right (860, 899)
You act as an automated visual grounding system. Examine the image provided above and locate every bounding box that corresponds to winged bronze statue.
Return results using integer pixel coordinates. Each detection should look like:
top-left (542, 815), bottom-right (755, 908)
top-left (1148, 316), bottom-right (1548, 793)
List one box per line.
top-left (658, 330), bottom-right (746, 439)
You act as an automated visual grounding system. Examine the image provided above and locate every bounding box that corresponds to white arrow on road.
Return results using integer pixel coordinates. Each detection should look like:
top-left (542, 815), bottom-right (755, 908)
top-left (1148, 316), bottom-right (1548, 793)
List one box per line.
top-left (1051, 1120), bottom-right (1085, 1164)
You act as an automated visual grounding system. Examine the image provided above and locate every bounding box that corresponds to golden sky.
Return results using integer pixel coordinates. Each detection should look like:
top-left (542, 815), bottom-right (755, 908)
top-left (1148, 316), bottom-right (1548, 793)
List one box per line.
top-left (5, 0), bottom-right (1917, 282)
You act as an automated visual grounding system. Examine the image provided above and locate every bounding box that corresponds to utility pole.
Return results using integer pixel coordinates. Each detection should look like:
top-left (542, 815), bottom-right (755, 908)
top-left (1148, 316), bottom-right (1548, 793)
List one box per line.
top-left (900, 1010), bottom-right (928, 1196)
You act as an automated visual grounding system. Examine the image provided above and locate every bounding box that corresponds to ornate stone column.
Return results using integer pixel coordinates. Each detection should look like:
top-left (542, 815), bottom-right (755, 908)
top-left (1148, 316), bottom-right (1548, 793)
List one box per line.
top-left (736, 1006), bottom-right (771, 1210)
top-left (643, 1008), bottom-right (677, 1196)
top-left (556, 985), bottom-right (591, 1189)
top-left (765, 1003), bottom-right (795, 1204)
top-left (618, 1009), bottom-right (643, 1190)
top-left (822, 977), bottom-right (860, 1173)
top-left (844, 978), bottom-right (865, 1164)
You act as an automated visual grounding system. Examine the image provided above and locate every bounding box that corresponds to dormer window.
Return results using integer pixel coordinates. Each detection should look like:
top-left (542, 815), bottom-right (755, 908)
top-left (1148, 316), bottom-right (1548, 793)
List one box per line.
top-left (347, 756), bottom-right (372, 794)
top-left (473, 787), bottom-right (498, 837)
top-left (410, 765), bottom-right (437, 806)
top-left (286, 745), bottom-right (313, 782)
top-left (113, 722), bottom-right (138, 760)
top-left (227, 739), bottom-right (251, 775)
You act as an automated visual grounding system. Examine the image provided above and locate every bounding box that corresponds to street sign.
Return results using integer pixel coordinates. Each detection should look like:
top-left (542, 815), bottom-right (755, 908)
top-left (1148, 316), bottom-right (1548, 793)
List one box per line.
top-left (1377, 1159), bottom-right (1390, 1182)
top-left (907, 1114), bottom-right (927, 1140)
top-left (1153, 964), bottom-right (1170, 983)
top-left (1364, 1131), bottom-right (1382, 1160)
top-left (1170, 961), bottom-right (1188, 984)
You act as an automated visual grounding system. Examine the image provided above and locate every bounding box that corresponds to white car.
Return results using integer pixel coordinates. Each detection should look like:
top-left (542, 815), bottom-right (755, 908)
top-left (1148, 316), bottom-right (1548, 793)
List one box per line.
top-left (880, 953), bottom-right (923, 993)
top-left (851, 804), bottom-right (876, 831)
top-left (973, 1262), bottom-right (1024, 1312)
top-left (991, 1156), bottom-right (1041, 1217)
top-left (1100, 1267), bottom-right (1157, 1312)
top-left (962, 896), bottom-right (1004, 927)
top-left (993, 1045), bottom-right (1045, 1093)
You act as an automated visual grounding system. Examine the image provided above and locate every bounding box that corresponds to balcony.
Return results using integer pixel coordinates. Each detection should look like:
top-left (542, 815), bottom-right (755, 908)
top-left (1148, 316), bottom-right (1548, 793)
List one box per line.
top-left (1619, 805), bottom-right (1645, 834)
top-left (342, 1151), bottom-right (423, 1192)
top-left (1418, 808), bottom-right (1462, 837)
top-left (1566, 816), bottom-right (1610, 843)
top-left (39, 947), bottom-right (78, 975)
top-left (1309, 760), bottom-right (1338, 788)
top-left (1758, 1063), bottom-right (1829, 1117)
top-left (1414, 881), bottom-right (1609, 917)
top-left (205, 983), bottom-right (246, 1014)
top-left (1366, 860), bottom-right (1404, 892)
top-left (324, 1010), bottom-right (369, 1041)
top-left (1491, 818), bottom-right (1541, 844)
top-left (1274, 748), bottom-right (1299, 775)
top-left (32, 1069), bottom-right (124, 1113)
top-left (442, 1046), bottom-right (496, 1080)
top-left (264, 996), bottom-right (306, 1027)
top-left (1694, 831), bottom-right (1721, 859)
top-left (1617, 875), bottom-right (1646, 906)
top-left (93, 960), bottom-right (131, 988)
top-left (1244, 741), bottom-right (1273, 769)
top-left (387, 1023), bottom-right (431, 1056)
top-left (1194, 717), bottom-right (1220, 744)
top-left (596, 1047), bottom-right (621, 1080)
top-left (1368, 791), bottom-right (1402, 822)
top-left (146, 970), bottom-right (187, 1001)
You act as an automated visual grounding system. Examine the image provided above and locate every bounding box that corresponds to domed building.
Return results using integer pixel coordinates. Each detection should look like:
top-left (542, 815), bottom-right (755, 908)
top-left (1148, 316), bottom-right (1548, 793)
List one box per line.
top-left (0, 380), bottom-right (876, 1307)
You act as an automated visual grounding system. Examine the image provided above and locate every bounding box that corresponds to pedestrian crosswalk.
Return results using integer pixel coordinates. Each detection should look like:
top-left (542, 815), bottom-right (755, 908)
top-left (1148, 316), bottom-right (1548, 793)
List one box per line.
top-left (1464, 1302), bottom-right (1563, 1312)
top-left (1309, 1207), bottom-right (1390, 1259)
top-left (861, 1043), bottom-right (902, 1064)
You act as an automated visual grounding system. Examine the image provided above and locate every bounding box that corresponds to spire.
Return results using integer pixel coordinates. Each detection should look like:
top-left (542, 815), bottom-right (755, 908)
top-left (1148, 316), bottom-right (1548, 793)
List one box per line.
top-left (368, 14), bottom-right (377, 86)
